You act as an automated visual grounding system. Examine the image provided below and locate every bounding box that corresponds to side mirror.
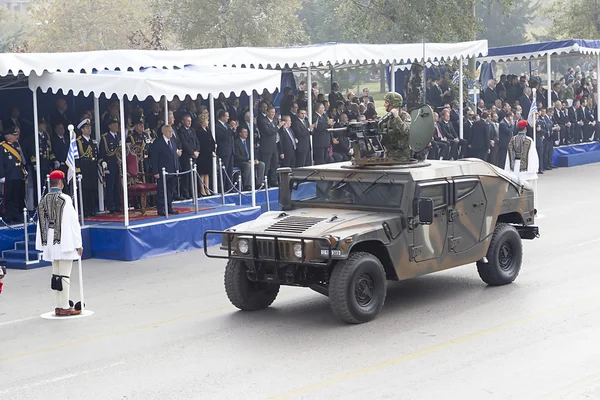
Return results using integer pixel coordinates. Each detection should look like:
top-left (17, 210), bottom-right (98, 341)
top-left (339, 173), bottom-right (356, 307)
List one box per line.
top-left (417, 198), bottom-right (434, 225)
top-left (278, 167), bottom-right (292, 210)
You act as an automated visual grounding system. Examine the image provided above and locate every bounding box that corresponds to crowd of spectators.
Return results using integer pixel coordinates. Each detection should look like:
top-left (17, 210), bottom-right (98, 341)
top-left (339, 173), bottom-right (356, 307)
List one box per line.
top-left (0, 81), bottom-right (381, 222)
top-left (2, 66), bottom-right (599, 222)
top-left (424, 64), bottom-right (600, 174)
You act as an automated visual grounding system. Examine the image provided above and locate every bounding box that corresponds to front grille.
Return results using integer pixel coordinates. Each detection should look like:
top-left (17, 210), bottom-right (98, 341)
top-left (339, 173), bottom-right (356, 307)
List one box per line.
top-left (264, 216), bottom-right (326, 234)
top-left (257, 240), bottom-right (293, 259)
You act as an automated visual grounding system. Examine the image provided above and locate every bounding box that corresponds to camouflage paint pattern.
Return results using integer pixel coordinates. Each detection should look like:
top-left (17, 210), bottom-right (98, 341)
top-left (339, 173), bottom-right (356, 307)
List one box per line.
top-left (210, 158), bottom-right (537, 284)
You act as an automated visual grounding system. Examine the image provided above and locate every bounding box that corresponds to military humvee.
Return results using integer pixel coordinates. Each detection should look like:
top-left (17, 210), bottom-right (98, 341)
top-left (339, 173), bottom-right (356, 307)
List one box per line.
top-left (203, 106), bottom-right (540, 324)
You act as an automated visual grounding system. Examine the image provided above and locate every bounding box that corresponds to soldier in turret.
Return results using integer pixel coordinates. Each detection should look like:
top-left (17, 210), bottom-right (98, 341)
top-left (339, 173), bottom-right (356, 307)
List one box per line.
top-left (380, 92), bottom-right (411, 162)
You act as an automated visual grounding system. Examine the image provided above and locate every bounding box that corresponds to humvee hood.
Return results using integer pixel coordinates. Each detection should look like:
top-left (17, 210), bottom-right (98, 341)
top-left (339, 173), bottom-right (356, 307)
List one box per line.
top-left (231, 208), bottom-right (399, 238)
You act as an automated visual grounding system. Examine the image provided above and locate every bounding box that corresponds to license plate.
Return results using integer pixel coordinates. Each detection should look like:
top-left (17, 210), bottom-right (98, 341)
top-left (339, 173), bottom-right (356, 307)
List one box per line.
top-left (321, 249), bottom-right (341, 256)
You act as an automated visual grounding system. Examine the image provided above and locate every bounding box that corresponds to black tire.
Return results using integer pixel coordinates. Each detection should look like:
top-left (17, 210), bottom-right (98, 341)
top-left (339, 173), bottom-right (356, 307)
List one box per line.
top-left (329, 252), bottom-right (387, 324)
top-left (224, 259), bottom-right (280, 311)
top-left (477, 223), bottom-right (523, 286)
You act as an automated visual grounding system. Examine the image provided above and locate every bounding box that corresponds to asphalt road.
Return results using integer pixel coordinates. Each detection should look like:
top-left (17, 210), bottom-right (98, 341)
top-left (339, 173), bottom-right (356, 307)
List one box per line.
top-left (1, 163), bottom-right (600, 400)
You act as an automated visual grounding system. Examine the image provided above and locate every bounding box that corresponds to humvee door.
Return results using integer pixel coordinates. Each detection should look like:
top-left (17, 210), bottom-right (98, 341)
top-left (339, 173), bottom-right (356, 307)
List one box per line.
top-left (411, 180), bottom-right (450, 262)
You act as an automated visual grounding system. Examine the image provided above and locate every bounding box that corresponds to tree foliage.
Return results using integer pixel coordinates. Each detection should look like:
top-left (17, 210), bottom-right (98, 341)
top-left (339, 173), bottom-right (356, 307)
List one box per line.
top-left (0, 9), bottom-right (28, 52)
top-left (128, 15), bottom-right (168, 50)
top-left (541, 0), bottom-right (600, 39)
top-left (297, 0), bottom-right (345, 44)
top-left (162, 0), bottom-right (308, 49)
top-left (477, 0), bottom-right (538, 47)
top-left (335, 0), bottom-right (512, 44)
top-left (28, 0), bottom-right (154, 52)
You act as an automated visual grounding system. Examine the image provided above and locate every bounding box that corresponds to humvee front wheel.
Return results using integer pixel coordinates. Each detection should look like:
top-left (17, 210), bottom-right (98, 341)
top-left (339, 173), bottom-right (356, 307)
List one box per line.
top-left (224, 260), bottom-right (280, 311)
top-left (329, 252), bottom-right (387, 324)
top-left (477, 223), bottom-right (523, 286)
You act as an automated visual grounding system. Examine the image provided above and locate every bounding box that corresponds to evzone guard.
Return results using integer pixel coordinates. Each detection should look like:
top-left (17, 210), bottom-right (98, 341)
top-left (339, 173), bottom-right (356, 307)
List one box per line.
top-left (35, 170), bottom-right (83, 316)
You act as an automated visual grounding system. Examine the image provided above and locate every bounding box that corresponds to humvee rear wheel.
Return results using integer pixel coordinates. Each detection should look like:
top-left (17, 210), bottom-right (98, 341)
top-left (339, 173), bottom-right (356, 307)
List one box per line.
top-left (329, 252), bottom-right (387, 324)
top-left (477, 223), bottom-right (523, 286)
top-left (224, 259), bottom-right (280, 311)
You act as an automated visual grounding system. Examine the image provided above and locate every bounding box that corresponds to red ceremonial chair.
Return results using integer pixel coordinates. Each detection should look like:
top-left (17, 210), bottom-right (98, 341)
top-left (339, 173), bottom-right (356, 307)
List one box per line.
top-left (125, 152), bottom-right (157, 215)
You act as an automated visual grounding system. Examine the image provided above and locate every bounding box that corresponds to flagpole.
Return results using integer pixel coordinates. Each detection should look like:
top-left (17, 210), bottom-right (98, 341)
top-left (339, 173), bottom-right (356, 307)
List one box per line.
top-left (67, 124), bottom-right (85, 312)
top-left (530, 89), bottom-right (539, 211)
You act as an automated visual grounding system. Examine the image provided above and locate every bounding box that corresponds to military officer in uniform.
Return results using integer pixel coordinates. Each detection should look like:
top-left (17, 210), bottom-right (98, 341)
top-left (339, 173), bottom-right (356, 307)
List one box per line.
top-left (24, 117), bottom-right (59, 205)
top-left (0, 127), bottom-right (27, 223)
top-left (75, 119), bottom-right (99, 217)
top-left (127, 114), bottom-right (154, 177)
top-left (99, 116), bottom-right (122, 213)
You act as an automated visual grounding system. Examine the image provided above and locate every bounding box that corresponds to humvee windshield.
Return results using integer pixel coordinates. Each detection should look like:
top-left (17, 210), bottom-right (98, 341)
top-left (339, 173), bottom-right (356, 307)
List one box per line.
top-left (290, 179), bottom-right (403, 208)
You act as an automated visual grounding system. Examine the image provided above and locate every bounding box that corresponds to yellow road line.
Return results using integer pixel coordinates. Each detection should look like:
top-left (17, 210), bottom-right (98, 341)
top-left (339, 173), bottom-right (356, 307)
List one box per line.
top-left (0, 304), bottom-right (231, 362)
top-left (269, 294), bottom-right (600, 400)
top-left (1, 290), bottom-right (298, 362)
top-left (536, 370), bottom-right (600, 400)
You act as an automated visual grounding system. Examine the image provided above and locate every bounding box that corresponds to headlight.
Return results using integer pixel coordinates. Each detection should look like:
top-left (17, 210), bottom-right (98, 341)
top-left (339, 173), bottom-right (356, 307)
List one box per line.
top-left (293, 243), bottom-right (302, 259)
top-left (238, 239), bottom-right (249, 254)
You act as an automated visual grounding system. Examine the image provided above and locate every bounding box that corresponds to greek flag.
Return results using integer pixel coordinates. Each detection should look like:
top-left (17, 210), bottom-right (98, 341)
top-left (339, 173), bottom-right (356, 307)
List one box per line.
top-left (65, 126), bottom-right (79, 183)
top-left (527, 92), bottom-right (537, 126)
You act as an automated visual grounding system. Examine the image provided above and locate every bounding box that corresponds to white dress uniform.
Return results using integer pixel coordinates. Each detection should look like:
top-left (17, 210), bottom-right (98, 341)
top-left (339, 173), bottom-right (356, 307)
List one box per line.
top-left (504, 132), bottom-right (539, 182)
top-left (35, 186), bottom-right (82, 313)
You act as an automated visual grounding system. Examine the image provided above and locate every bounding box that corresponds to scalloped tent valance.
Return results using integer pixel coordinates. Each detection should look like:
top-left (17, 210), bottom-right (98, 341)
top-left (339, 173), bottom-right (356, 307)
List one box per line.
top-left (28, 65), bottom-right (282, 100)
top-left (1, 40), bottom-right (488, 77)
top-left (477, 39), bottom-right (600, 63)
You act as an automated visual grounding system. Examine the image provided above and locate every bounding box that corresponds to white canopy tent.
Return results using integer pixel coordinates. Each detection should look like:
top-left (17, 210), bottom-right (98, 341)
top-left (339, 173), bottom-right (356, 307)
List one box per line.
top-left (2, 41), bottom-right (487, 76)
top-left (477, 39), bottom-right (600, 114)
top-left (28, 65), bottom-right (282, 225)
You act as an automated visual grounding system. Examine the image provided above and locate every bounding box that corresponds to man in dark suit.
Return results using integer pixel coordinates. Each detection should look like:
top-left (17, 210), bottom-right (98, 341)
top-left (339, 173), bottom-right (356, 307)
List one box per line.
top-left (257, 106), bottom-right (282, 186)
top-left (151, 125), bottom-right (180, 216)
top-left (432, 112), bottom-right (450, 160)
top-left (498, 111), bottom-right (514, 168)
top-left (470, 112), bottom-right (491, 161)
top-left (568, 100), bottom-right (584, 143)
top-left (312, 103), bottom-right (332, 165)
top-left (520, 88), bottom-right (532, 122)
top-left (234, 127), bottom-right (265, 191)
top-left (278, 115), bottom-right (297, 168)
top-left (177, 113), bottom-right (200, 199)
top-left (291, 107), bottom-right (313, 167)
top-left (215, 109), bottom-right (235, 191)
top-left (439, 109), bottom-right (467, 159)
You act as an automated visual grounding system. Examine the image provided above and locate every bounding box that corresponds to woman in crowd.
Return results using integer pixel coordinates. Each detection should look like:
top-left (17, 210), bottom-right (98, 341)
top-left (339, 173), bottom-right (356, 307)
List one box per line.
top-left (195, 113), bottom-right (215, 196)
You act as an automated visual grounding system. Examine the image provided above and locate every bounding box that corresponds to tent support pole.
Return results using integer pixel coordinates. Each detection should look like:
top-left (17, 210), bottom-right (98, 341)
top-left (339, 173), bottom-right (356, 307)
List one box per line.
top-left (307, 65), bottom-right (313, 165)
top-left (597, 53), bottom-right (600, 126)
top-left (249, 91), bottom-right (256, 207)
top-left (459, 56), bottom-right (464, 140)
top-left (547, 53), bottom-right (552, 110)
top-left (390, 62), bottom-right (396, 92)
top-left (33, 89), bottom-right (41, 203)
top-left (209, 93), bottom-right (217, 193)
top-left (164, 96), bottom-right (169, 128)
top-left (93, 96), bottom-right (104, 212)
top-left (119, 98), bottom-right (129, 227)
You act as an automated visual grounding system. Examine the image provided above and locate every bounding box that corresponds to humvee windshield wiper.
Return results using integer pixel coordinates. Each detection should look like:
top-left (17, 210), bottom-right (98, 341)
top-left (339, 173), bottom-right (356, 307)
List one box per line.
top-left (333, 172), bottom-right (356, 189)
top-left (361, 173), bottom-right (387, 194)
top-left (296, 170), bottom-right (319, 186)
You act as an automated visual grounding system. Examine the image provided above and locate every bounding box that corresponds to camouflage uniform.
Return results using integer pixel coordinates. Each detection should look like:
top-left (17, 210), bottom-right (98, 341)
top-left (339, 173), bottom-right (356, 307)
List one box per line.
top-left (380, 92), bottom-right (411, 162)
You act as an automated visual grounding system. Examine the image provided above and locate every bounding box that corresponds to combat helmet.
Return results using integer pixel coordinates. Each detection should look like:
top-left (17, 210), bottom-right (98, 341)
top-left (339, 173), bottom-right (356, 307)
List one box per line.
top-left (384, 92), bottom-right (403, 108)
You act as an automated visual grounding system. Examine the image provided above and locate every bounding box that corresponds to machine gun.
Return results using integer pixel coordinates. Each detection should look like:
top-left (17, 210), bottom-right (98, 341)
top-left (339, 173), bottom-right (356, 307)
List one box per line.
top-left (327, 119), bottom-right (387, 162)
top-left (326, 104), bottom-right (434, 167)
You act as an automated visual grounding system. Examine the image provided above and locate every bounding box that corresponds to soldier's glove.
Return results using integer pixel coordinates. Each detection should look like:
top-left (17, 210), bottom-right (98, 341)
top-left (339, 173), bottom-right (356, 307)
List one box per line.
top-left (0, 177), bottom-right (4, 184)
top-left (102, 162), bottom-right (107, 169)
top-left (53, 161), bottom-right (60, 169)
